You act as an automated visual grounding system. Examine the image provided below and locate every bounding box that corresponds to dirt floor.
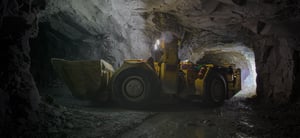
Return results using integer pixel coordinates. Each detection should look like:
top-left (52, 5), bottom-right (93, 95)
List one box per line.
top-left (37, 86), bottom-right (300, 138)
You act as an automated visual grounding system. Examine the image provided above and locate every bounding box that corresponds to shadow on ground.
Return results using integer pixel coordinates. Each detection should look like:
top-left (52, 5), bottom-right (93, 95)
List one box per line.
top-left (37, 86), bottom-right (300, 138)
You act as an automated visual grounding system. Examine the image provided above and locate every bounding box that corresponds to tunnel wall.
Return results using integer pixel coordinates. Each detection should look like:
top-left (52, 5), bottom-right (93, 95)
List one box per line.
top-left (293, 51), bottom-right (300, 102)
top-left (30, 22), bottom-right (113, 87)
top-left (0, 0), bottom-right (45, 136)
top-left (30, 0), bottom-right (159, 87)
top-left (254, 36), bottom-right (296, 104)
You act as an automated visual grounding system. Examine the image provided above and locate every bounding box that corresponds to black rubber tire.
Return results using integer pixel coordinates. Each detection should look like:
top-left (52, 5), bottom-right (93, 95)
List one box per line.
top-left (204, 70), bottom-right (227, 106)
top-left (111, 67), bottom-right (160, 108)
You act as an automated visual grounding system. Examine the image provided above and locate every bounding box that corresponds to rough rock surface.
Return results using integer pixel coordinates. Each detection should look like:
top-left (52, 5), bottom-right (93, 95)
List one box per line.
top-left (254, 36), bottom-right (296, 104)
top-left (35, 102), bottom-right (155, 138)
top-left (0, 0), bottom-right (45, 136)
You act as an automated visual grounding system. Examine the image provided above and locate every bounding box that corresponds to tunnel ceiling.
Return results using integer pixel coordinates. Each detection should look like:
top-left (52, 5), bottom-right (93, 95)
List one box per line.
top-left (39, 0), bottom-right (300, 65)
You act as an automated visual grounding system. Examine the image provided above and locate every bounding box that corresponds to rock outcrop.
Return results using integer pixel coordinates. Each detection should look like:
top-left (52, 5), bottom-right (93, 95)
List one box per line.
top-left (0, 0), bottom-right (46, 136)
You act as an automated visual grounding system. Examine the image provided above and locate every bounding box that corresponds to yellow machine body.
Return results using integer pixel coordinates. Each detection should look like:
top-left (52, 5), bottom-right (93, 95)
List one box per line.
top-left (51, 33), bottom-right (241, 105)
top-left (51, 58), bottom-right (114, 101)
top-left (151, 37), bottom-right (241, 99)
top-left (176, 61), bottom-right (241, 98)
top-left (155, 39), bottom-right (179, 94)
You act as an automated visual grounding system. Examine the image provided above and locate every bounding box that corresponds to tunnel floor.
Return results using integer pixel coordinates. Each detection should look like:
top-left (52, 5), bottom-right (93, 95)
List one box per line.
top-left (38, 87), bottom-right (300, 138)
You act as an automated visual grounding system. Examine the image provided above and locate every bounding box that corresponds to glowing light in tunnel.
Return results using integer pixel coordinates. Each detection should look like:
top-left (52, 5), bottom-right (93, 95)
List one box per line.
top-left (183, 59), bottom-right (189, 62)
top-left (235, 51), bottom-right (257, 98)
top-left (154, 39), bottom-right (160, 50)
top-left (184, 44), bottom-right (257, 98)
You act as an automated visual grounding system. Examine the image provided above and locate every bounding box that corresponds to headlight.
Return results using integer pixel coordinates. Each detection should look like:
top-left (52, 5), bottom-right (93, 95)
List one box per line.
top-left (154, 39), bottom-right (160, 50)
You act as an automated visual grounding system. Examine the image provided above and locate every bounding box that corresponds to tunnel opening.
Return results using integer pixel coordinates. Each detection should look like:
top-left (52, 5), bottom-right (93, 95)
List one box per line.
top-left (184, 43), bottom-right (257, 98)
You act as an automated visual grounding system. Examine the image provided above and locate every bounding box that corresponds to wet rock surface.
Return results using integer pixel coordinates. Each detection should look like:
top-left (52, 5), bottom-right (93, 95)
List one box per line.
top-left (36, 103), bottom-right (155, 138)
top-left (37, 87), bottom-right (300, 138)
top-left (36, 86), bottom-right (156, 138)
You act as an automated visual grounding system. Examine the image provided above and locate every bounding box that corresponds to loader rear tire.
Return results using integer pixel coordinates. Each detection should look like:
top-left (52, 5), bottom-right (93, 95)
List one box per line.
top-left (112, 67), bottom-right (160, 108)
top-left (204, 70), bottom-right (227, 106)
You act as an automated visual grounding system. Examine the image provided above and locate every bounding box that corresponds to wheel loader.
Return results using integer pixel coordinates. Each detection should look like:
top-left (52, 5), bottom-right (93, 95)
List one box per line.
top-left (51, 36), bottom-right (241, 108)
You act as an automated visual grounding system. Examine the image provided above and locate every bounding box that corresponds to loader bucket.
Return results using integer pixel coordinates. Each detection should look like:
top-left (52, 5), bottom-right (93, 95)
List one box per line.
top-left (51, 58), bottom-right (114, 102)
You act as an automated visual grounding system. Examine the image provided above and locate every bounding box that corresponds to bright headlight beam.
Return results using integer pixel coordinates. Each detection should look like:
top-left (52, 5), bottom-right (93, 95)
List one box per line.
top-left (154, 39), bottom-right (160, 50)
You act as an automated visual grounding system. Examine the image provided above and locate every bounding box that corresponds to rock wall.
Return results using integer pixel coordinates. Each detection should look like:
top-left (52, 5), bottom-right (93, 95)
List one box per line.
top-left (0, 0), bottom-right (45, 136)
top-left (31, 0), bottom-right (159, 86)
top-left (30, 22), bottom-right (112, 87)
top-left (293, 51), bottom-right (300, 102)
top-left (254, 36), bottom-right (296, 104)
top-left (247, 0), bottom-right (300, 104)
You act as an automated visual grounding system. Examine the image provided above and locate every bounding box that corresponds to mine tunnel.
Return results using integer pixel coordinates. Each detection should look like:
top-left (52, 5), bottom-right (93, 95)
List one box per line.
top-left (1, 0), bottom-right (300, 137)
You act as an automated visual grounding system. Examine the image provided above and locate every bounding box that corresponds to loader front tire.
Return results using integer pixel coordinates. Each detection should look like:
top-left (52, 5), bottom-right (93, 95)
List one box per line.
top-left (112, 67), bottom-right (160, 108)
top-left (204, 70), bottom-right (227, 106)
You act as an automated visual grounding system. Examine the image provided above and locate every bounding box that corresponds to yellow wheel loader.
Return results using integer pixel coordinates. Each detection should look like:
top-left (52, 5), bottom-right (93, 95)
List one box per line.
top-left (51, 37), bottom-right (241, 108)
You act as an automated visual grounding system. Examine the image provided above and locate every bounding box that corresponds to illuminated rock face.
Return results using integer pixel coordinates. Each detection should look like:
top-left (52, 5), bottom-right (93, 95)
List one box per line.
top-left (33, 0), bottom-right (300, 103)
top-left (37, 0), bottom-right (153, 67)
